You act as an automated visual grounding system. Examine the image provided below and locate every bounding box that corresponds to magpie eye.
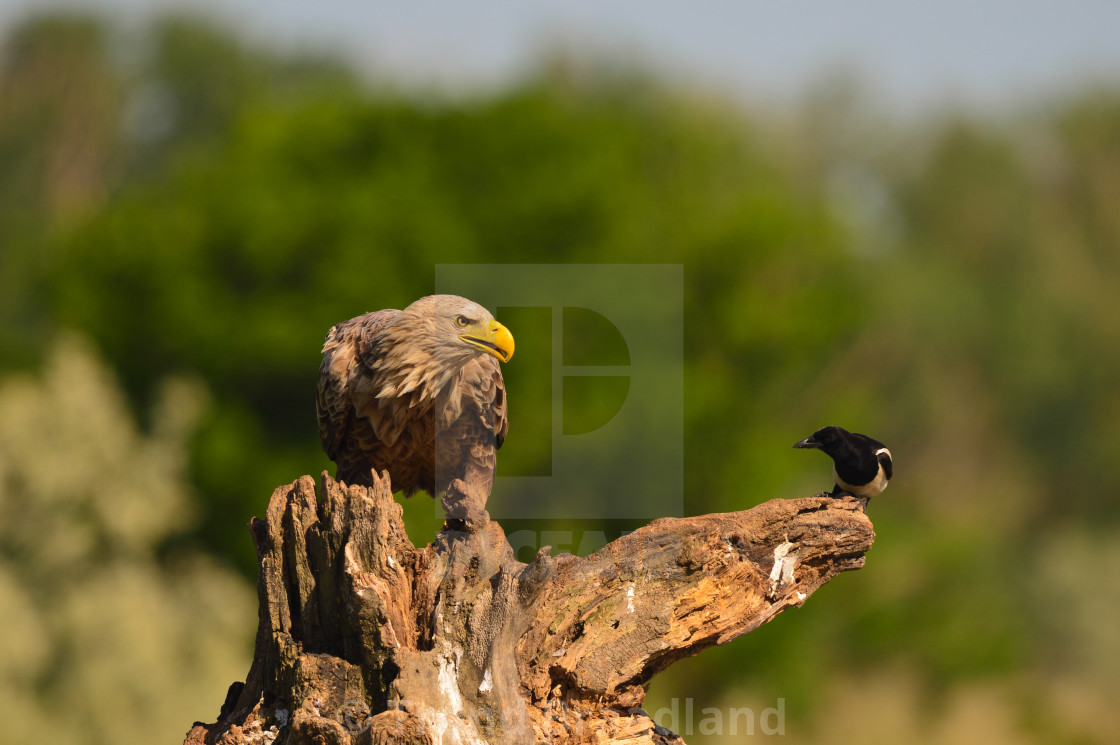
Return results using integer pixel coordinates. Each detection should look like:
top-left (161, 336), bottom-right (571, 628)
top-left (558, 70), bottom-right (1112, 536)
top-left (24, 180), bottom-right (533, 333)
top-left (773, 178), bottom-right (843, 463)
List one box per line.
top-left (455, 315), bottom-right (471, 327)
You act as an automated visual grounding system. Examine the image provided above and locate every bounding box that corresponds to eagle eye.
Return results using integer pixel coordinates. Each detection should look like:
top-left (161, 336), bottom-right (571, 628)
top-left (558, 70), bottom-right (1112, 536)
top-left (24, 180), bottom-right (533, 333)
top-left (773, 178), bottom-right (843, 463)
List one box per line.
top-left (455, 315), bottom-right (471, 327)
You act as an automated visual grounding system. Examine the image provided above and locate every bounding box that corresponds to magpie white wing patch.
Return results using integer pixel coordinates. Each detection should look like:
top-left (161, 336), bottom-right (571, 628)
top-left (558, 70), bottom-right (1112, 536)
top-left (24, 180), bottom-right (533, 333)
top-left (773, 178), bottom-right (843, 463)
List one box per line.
top-left (875, 447), bottom-right (893, 481)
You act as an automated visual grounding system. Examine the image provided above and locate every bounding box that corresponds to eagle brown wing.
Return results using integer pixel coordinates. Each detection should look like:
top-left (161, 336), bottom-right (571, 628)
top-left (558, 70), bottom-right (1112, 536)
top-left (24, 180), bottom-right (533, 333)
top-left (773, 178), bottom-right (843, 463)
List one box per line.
top-left (316, 309), bottom-right (400, 468)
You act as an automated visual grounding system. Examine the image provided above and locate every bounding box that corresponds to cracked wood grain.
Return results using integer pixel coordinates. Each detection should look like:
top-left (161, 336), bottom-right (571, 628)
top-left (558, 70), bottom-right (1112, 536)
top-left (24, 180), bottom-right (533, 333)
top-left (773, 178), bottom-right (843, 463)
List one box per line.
top-left (184, 476), bottom-right (874, 745)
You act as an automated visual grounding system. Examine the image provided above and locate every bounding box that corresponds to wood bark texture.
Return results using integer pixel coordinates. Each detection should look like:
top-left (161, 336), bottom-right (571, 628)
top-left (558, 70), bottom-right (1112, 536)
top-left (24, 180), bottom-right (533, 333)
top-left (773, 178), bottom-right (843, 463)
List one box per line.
top-left (184, 473), bottom-right (874, 745)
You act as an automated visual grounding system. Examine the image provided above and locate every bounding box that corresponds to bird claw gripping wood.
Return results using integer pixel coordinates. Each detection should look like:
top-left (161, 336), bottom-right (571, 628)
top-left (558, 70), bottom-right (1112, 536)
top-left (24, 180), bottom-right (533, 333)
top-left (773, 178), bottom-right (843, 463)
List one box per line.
top-left (441, 478), bottom-right (491, 532)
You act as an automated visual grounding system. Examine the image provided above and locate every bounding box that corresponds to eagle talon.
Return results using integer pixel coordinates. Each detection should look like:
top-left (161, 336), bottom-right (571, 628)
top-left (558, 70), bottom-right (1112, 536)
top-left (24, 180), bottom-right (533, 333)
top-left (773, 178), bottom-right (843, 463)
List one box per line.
top-left (441, 479), bottom-right (490, 532)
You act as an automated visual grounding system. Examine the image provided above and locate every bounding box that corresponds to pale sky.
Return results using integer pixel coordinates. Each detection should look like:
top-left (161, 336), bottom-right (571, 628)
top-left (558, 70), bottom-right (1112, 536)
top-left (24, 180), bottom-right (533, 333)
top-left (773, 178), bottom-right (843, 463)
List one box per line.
top-left (3, 0), bottom-right (1120, 111)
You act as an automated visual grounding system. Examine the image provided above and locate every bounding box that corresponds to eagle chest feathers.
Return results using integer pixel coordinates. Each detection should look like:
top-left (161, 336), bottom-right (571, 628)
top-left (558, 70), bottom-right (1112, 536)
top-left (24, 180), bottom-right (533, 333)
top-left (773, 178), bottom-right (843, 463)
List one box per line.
top-left (316, 296), bottom-right (513, 498)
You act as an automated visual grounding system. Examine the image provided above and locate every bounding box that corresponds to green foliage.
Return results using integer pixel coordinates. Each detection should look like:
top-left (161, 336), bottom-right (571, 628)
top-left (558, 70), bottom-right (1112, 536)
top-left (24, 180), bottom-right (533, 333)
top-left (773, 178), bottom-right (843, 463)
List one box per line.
top-left (4, 10), bottom-right (1120, 745)
top-left (0, 336), bottom-right (254, 745)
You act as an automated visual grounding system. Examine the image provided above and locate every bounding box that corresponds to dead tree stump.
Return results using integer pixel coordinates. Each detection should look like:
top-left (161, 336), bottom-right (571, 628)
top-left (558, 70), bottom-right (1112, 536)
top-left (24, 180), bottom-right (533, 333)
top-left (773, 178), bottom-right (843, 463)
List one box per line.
top-left (184, 472), bottom-right (874, 745)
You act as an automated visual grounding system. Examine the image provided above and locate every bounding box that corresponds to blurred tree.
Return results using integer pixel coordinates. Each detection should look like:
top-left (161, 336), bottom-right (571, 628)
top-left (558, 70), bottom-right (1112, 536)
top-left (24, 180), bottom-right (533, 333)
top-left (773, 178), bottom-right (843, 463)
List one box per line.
top-left (0, 14), bottom-right (120, 368)
top-left (0, 13), bottom-right (356, 371)
top-left (121, 15), bottom-right (357, 179)
top-left (0, 335), bottom-right (253, 745)
top-left (0, 14), bottom-right (118, 223)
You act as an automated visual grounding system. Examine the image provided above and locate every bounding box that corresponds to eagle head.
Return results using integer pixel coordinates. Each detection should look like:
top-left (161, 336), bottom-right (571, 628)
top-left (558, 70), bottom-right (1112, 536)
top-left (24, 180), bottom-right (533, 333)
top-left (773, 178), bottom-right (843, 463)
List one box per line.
top-left (373, 295), bottom-right (514, 402)
top-left (401, 294), bottom-right (515, 365)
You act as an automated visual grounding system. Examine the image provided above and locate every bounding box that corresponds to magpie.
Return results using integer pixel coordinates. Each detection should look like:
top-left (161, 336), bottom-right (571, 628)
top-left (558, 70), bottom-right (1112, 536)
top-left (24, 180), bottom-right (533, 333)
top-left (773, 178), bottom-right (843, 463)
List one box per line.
top-left (794, 425), bottom-right (892, 502)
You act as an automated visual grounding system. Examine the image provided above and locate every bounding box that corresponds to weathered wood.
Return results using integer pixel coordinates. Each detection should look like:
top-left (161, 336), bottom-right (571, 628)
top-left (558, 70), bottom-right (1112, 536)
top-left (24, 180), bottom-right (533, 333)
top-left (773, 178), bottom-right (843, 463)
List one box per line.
top-left (184, 473), bottom-right (874, 745)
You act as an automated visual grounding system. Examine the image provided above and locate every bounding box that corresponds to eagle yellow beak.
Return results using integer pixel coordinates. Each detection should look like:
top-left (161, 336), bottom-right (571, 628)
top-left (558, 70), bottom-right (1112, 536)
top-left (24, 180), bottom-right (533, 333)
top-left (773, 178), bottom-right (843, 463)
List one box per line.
top-left (461, 319), bottom-right (515, 363)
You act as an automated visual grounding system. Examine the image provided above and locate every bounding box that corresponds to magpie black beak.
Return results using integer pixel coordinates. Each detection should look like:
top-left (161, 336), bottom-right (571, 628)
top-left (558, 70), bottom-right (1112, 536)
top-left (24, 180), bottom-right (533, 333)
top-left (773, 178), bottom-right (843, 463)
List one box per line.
top-left (793, 437), bottom-right (819, 449)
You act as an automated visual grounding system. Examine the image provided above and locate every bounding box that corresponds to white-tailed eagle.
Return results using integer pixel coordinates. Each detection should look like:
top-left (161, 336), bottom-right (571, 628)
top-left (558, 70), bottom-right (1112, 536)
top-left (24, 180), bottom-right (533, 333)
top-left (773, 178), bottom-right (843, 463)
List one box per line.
top-left (317, 294), bottom-right (514, 498)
